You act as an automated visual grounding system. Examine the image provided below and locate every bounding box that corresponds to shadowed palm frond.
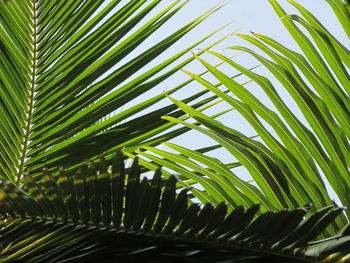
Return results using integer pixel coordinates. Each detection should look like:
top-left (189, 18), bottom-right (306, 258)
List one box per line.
top-left (0, 151), bottom-right (349, 263)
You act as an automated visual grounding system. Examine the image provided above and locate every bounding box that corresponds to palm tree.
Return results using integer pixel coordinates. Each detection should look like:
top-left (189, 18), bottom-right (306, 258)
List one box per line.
top-left (0, 0), bottom-right (349, 262)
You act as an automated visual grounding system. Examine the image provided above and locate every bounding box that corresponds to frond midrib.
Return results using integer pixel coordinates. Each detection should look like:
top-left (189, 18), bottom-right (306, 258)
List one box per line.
top-left (1, 216), bottom-right (317, 263)
top-left (16, 0), bottom-right (37, 184)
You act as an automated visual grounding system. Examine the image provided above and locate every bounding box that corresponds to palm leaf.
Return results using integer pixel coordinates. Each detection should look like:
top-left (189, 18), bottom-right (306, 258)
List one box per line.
top-left (0, 151), bottom-right (348, 262)
top-left (0, 0), bottom-right (231, 183)
top-left (139, 0), bottom-right (349, 233)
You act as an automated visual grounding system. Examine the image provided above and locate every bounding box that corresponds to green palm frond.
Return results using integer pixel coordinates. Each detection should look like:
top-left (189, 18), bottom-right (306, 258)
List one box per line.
top-left (139, 0), bottom-right (350, 232)
top-left (0, 151), bottom-right (348, 263)
top-left (2, 0), bottom-right (350, 261)
top-left (0, 0), bottom-right (231, 183)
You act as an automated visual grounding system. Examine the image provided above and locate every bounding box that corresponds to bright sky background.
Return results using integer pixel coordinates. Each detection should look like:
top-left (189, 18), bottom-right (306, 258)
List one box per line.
top-left (103, 0), bottom-right (348, 200)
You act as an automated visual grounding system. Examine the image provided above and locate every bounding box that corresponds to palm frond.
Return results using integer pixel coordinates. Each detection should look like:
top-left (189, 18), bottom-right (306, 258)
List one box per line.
top-left (0, 151), bottom-right (348, 263)
top-left (0, 0), bottom-right (231, 183)
top-left (137, 0), bottom-right (350, 234)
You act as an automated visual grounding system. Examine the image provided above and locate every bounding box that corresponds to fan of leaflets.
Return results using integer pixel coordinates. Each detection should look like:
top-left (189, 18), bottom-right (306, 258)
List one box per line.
top-left (0, 0), bottom-right (232, 183)
top-left (0, 151), bottom-right (348, 263)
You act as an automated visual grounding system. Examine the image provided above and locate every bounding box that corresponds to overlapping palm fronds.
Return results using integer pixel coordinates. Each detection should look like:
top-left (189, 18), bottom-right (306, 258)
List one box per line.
top-left (2, 0), bottom-right (350, 261)
top-left (139, 0), bottom-right (350, 235)
top-left (0, 151), bottom-right (348, 263)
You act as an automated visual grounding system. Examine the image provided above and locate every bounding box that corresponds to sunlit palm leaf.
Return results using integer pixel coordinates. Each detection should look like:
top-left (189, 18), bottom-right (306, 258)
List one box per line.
top-left (141, 0), bottom-right (350, 234)
top-left (0, 0), bottom-right (229, 183)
